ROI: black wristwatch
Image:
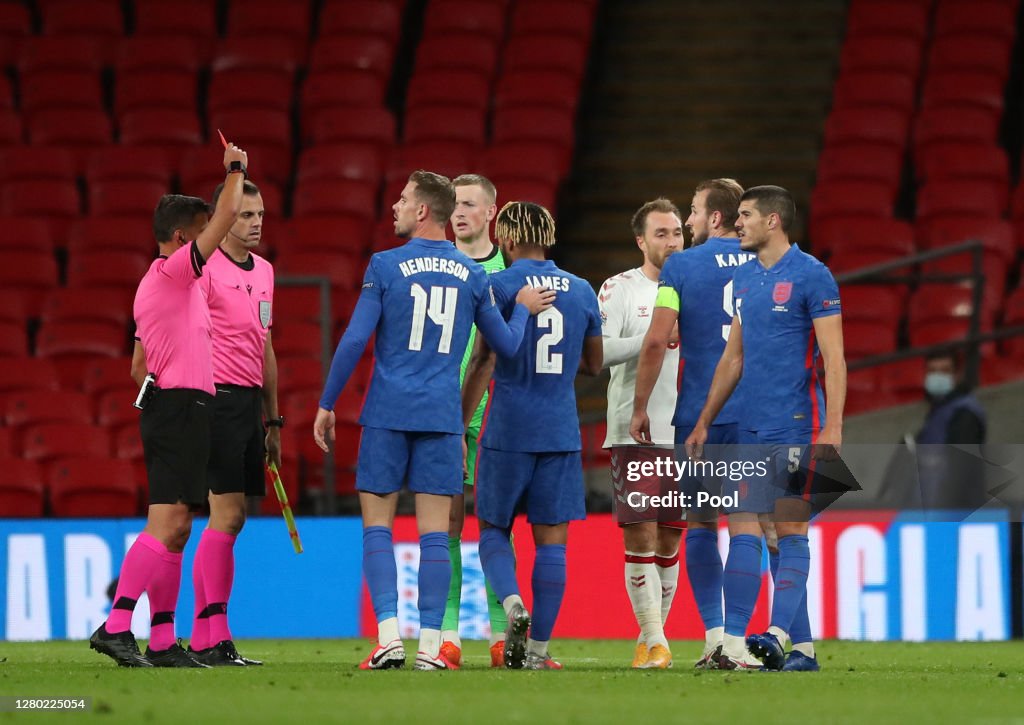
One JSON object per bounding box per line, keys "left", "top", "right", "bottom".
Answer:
{"left": 264, "top": 416, "right": 285, "bottom": 428}
{"left": 227, "top": 160, "right": 248, "bottom": 179}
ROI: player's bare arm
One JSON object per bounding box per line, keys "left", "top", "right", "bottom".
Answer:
{"left": 578, "top": 335, "right": 603, "bottom": 377}
{"left": 130, "top": 340, "right": 148, "bottom": 388}
{"left": 194, "top": 144, "right": 248, "bottom": 260}
{"left": 685, "top": 317, "right": 744, "bottom": 459}
{"left": 811, "top": 313, "right": 846, "bottom": 460}
{"left": 629, "top": 307, "right": 678, "bottom": 444}
{"left": 262, "top": 330, "right": 282, "bottom": 469}
{"left": 462, "top": 334, "right": 495, "bottom": 427}
{"left": 515, "top": 285, "right": 557, "bottom": 314}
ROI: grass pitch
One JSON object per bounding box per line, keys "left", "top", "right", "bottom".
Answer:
{"left": 1, "top": 639, "right": 1022, "bottom": 724}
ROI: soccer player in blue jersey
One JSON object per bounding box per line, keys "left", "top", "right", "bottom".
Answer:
{"left": 631, "top": 179, "right": 773, "bottom": 670}
{"left": 462, "top": 202, "right": 604, "bottom": 670}
{"left": 313, "top": 172, "right": 554, "bottom": 671}
{"left": 685, "top": 185, "right": 846, "bottom": 672}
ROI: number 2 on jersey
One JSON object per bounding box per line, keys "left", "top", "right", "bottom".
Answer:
{"left": 535, "top": 307, "right": 563, "bottom": 374}
{"left": 408, "top": 283, "right": 458, "bottom": 353}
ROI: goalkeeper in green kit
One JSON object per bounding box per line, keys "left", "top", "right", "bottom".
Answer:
{"left": 441, "top": 174, "right": 508, "bottom": 667}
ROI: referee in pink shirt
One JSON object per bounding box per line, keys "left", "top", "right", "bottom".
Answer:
{"left": 188, "top": 179, "right": 278, "bottom": 666}
{"left": 90, "top": 144, "right": 249, "bottom": 668}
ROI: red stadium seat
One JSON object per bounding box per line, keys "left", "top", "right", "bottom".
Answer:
{"left": 49, "top": 459, "right": 138, "bottom": 517}
{"left": 0, "top": 459, "right": 45, "bottom": 517}
{"left": 114, "top": 424, "right": 143, "bottom": 462}
{"left": 42, "top": 0, "right": 123, "bottom": 40}
{"left": 274, "top": 285, "right": 331, "bottom": 325}
{"left": 875, "top": 357, "right": 924, "bottom": 402}
{"left": 80, "top": 357, "right": 134, "bottom": 395}
{"left": 494, "top": 70, "right": 582, "bottom": 113}
{"left": 918, "top": 218, "right": 1015, "bottom": 262}
{"left": 35, "top": 321, "right": 128, "bottom": 358}
{"left": 213, "top": 36, "right": 305, "bottom": 74}
{"left": 226, "top": 0, "right": 311, "bottom": 40}
{"left": 479, "top": 142, "right": 568, "bottom": 184}
{"left": 406, "top": 69, "right": 491, "bottom": 113}
{"left": 927, "top": 35, "right": 1013, "bottom": 78}
{"left": 295, "top": 144, "right": 382, "bottom": 186}
{"left": 41, "top": 288, "right": 132, "bottom": 328}
{"left": 309, "top": 35, "right": 395, "bottom": 79}
{"left": 5, "top": 390, "right": 93, "bottom": 428}
{"left": 832, "top": 71, "right": 916, "bottom": 113}
{"left": 0, "top": 110, "right": 22, "bottom": 146}
{"left": 0, "top": 77, "right": 9, "bottom": 110}
{"left": 828, "top": 247, "right": 911, "bottom": 275}
{"left": 0, "top": 3, "right": 30, "bottom": 67}
{"left": 115, "top": 71, "right": 198, "bottom": 115}
{"left": 292, "top": 179, "right": 379, "bottom": 219}
{"left": 0, "top": 180, "right": 80, "bottom": 218}
{"left": 89, "top": 181, "right": 170, "bottom": 217}
{"left": 916, "top": 180, "right": 1007, "bottom": 221}
{"left": 270, "top": 320, "right": 326, "bottom": 358}
{"left": 118, "top": 110, "right": 204, "bottom": 147}
{"left": 812, "top": 218, "right": 915, "bottom": 258}
{"left": 18, "top": 37, "right": 104, "bottom": 73}
{"left": 22, "top": 421, "right": 111, "bottom": 460}
{"left": 0, "top": 323, "right": 28, "bottom": 356}
{"left": 96, "top": 389, "right": 139, "bottom": 429}
{"left": 504, "top": 35, "right": 588, "bottom": 77}
{"left": 21, "top": 71, "right": 103, "bottom": 114}
{"left": 913, "top": 108, "right": 1000, "bottom": 156}
{"left": 305, "top": 106, "right": 396, "bottom": 150}
{"left": 208, "top": 69, "right": 295, "bottom": 114}
{"left": 135, "top": 0, "right": 216, "bottom": 40}
{"left": 319, "top": 0, "right": 402, "bottom": 45}
{"left": 85, "top": 147, "right": 174, "bottom": 186}
{"left": 843, "top": 318, "right": 898, "bottom": 359}
{"left": 114, "top": 36, "right": 203, "bottom": 74}
{"left": 276, "top": 251, "right": 362, "bottom": 291}
{"left": 0, "top": 358, "right": 59, "bottom": 396}
{"left": 846, "top": 1, "right": 929, "bottom": 40}
{"left": 283, "top": 216, "right": 373, "bottom": 256}
{"left": 839, "top": 285, "right": 904, "bottom": 323}
{"left": 0, "top": 289, "right": 32, "bottom": 325}
{"left": 301, "top": 70, "right": 387, "bottom": 114}
{"left": 921, "top": 253, "right": 1007, "bottom": 313}
{"left": 0, "top": 147, "right": 77, "bottom": 183}
{"left": 424, "top": 0, "right": 505, "bottom": 40}
{"left": 823, "top": 108, "right": 910, "bottom": 150}
{"left": 487, "top": 179, "right": 557, "bottom": 212}
{"left": 403, "top": 106, "right": 486, "bottom": 147}
{"left": 934, "top": 1, "right": 1017, "bottom": 39}
{"left": 908, "top": 283, "right": 987, "bottom": 328}
{"left": 839, "top": 35, "right": 923, "bottom": 77}
{"left": 811, "top": 181, "right": 895, "bottom": 222}
{"left": 66, "top": 251, "right": 150, "bottom": 290}
{"left": 278, "top": 357, "right": 325, "bottom": 397}
{"left": 492, "top": 107, "right": 576, "bottom": 147}
{"left": 512, "top": 1, "right": 595, "bottom": 41}
{"left": 68, "top": 217, "right": 154, "bottom": 254}
{"left": 816, "top": 144, "right": 904, "bottom": 190}
{"left": 921, "top": 72, "right": 1006, "bottom": 113}
{"left": 0, "top": 217, "right": 53, "bottom": 253}
{"left": 415, "top": 33, "right": 498, "bottom": 77}
{"left": 211, "top": 108, "right": 292, "bottom": 153}
{"left": 917, "top": 143, "right": 1009, "bottom": 186}
{"left": 385, "top": 141, "right": 475, "bottom": 184}
{"left": 0, "top": 250, "right": 59, "bottom": 293}
{"left": 28, "top": 109, "right": 113, "bottom": 147}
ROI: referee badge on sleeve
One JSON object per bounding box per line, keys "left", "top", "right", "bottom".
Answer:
{"left": 259, "top": 300, "right": 272, "bottom": 329}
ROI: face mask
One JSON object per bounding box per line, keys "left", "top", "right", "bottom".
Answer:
{"left": 924, "top": 372, "right": 955, "bottom": 398}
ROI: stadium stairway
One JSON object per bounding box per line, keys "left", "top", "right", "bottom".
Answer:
{"left": 560, "top": 0, "right": 847, "bottom": 283}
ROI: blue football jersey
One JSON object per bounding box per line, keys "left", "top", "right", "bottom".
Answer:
{"left": 732, "top": 244, "right": 842, "bottom": 431}
{"left": 481, "top": 258, "right": 602, "bottom": 453}
{"left": 357, "top": 237, "right": 495, "bottom": 433}
{"left": 657, "top": 237, "right": 756, "bottom": 427}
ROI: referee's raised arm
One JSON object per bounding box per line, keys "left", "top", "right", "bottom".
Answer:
{"left": 194, "top": 143, "right": 249, "bottom": 260}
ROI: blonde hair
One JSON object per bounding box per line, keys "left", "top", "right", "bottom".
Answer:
{"left": 495, "top": 201, "right": 556, "bottom": 248}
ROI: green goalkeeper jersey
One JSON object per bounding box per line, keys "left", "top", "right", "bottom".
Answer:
{"left": 459, "top": 244, "right": 506, "bottom": 432}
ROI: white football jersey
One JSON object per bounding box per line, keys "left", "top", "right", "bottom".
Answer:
{"left": 599, "top": 267, "right": 679, "bottom": 446}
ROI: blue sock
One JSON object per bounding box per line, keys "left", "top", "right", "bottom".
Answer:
{"left": 685, "top": 528, "right": 724, "bottom": 630}
{"left": 530, "top": 544, "right": 566, "bottom": 642}
{"left": 362, "top": 526, "right": 397, "bottom": 621}
{"left": 478, "top": 527, "right": 519, "bottom": 602}
{"left": 769, "top": 546, "right": 811, "bottom": 644}
{"left": 770, "top": 535, "right": 810, "bottom": 635}
{"left": 769, "top": 548, "right": 779, "bottom": 580}
{"left": 723, "top": 534, "right": 762, "bottom": 637}
{"left": 417, "top": 532, "right": 450, "bottom": 630}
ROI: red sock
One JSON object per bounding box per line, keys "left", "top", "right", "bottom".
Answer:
{"left": 106, "top": 533, "right": 163, "bottom": 634}
{"left": 146, "top": 540, "right": 184, "bottom": 652}
{"left": 191, "top": 545, "right": 209, "bottom": 650}
{"left": 198, "top": 529, "right": 237, "bottom": 645}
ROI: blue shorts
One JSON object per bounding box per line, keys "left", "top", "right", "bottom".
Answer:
{"left": 355, "top": 427, "right": 463, "bottom": 496}
{"left": 674, "top": 423, "right": 739, "bottom": 516}
{"left": 724, "top": 428, "right": 817, "bottom": 513}
{"left": 476, "top": 447, "right": 586, "bottom": 528}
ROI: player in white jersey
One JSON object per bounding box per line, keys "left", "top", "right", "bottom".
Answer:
{"left": 599, "top": 198, "right": 683, "bottom": 669}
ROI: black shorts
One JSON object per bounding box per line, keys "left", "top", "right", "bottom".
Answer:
{"left": 140, "top": 388, "right": 213, "bottom": 507}
{"left": 207, "top": 384, "right": 266, "bottom": 497}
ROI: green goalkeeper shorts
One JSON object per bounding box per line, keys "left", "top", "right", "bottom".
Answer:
{"left": 465, "top": 427, "right": 482, "bottom": 487}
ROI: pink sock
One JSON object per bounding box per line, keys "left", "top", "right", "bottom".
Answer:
{"left": 198, "top": 529, "right": 237, "bottom": 645}
{"left": 145, "top": 540, "right": 184, "bottom": 652}
{"left": 106, "top": 533, "right": 164, "bottom": 634}
{"left": 191, "top": 546, "right": 210, "bottom": 651}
